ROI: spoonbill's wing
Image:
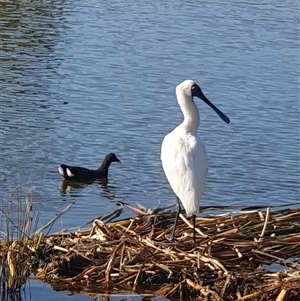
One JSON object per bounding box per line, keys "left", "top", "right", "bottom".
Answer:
{"left": 161, "top": 131, "right": 208, "bottom": 215}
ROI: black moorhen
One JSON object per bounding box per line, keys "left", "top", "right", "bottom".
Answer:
{"left": 58, "top": 153, "right": 121, "bottom": 182}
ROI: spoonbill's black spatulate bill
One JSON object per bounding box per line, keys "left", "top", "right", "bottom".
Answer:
{"left": 161, "top": 80, "right": 230, "bottom": 242}
{"left": 58, "top": 153, "right": 121, "bottom": 182}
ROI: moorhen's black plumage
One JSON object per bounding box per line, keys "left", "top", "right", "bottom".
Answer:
{"left": 58, "top": 153, "right": 121, "bottom": 182}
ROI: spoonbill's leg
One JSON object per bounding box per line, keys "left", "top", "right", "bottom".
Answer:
{"left": 192, "top": 215, "right": 196, "bottom": 243}
{"left": 169, "top": 196, "right": 181, "bottom": 242}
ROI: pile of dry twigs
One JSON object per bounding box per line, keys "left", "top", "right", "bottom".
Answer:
{"left": 1, "top": 202, "right": 300, "bottom": 301}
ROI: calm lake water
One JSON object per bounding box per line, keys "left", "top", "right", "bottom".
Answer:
{"left": 1, "top": 0, "right": 299, "bottom": 300}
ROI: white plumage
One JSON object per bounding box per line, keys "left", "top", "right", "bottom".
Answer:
{"left": 161, "top": 122, "right": 208, "bottom": 216}
{"left": 161, "top": 80, "right": 230, "bottom": 242}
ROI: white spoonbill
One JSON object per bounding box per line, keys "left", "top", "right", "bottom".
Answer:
{"left": 161, "top": 80, "right": 230, "bottom": 242}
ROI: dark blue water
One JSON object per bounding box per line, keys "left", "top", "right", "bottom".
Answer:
{"left": 1, "top": 0, "right": 299, "bottom": 300}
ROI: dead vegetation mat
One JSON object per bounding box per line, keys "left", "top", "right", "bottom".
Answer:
{"left": 2, "top": 205, "right": 300, "bottom": 301}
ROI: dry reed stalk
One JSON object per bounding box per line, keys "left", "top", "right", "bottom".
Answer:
{"left": 276, "top": 289, "right": 288, "bottom": 301}
{"left": 1, "top": 201, "right": 300, "bottom": 300}
{"left": 186, "top": 278, "right": 223, "bottom": 301}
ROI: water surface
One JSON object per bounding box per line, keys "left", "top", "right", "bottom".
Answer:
{"left": 0, "top": 0, "right": 299, "bottom": 300}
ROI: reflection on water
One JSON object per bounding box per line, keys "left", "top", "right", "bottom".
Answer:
{"left": 59, "top": 179, "right": 115, "bottom": 201}
{"left": 1, "top": 278, "right": 149, "bottom": 301}
{"left": 0, "top": 1, "right": 64, "bottom": 98}
{"left": 0, "top": 291, "right": 22, "bottom": 301}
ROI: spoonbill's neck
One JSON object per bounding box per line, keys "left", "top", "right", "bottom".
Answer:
{"left": 177, "top": 94, "right": 200, "bottom": 133}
